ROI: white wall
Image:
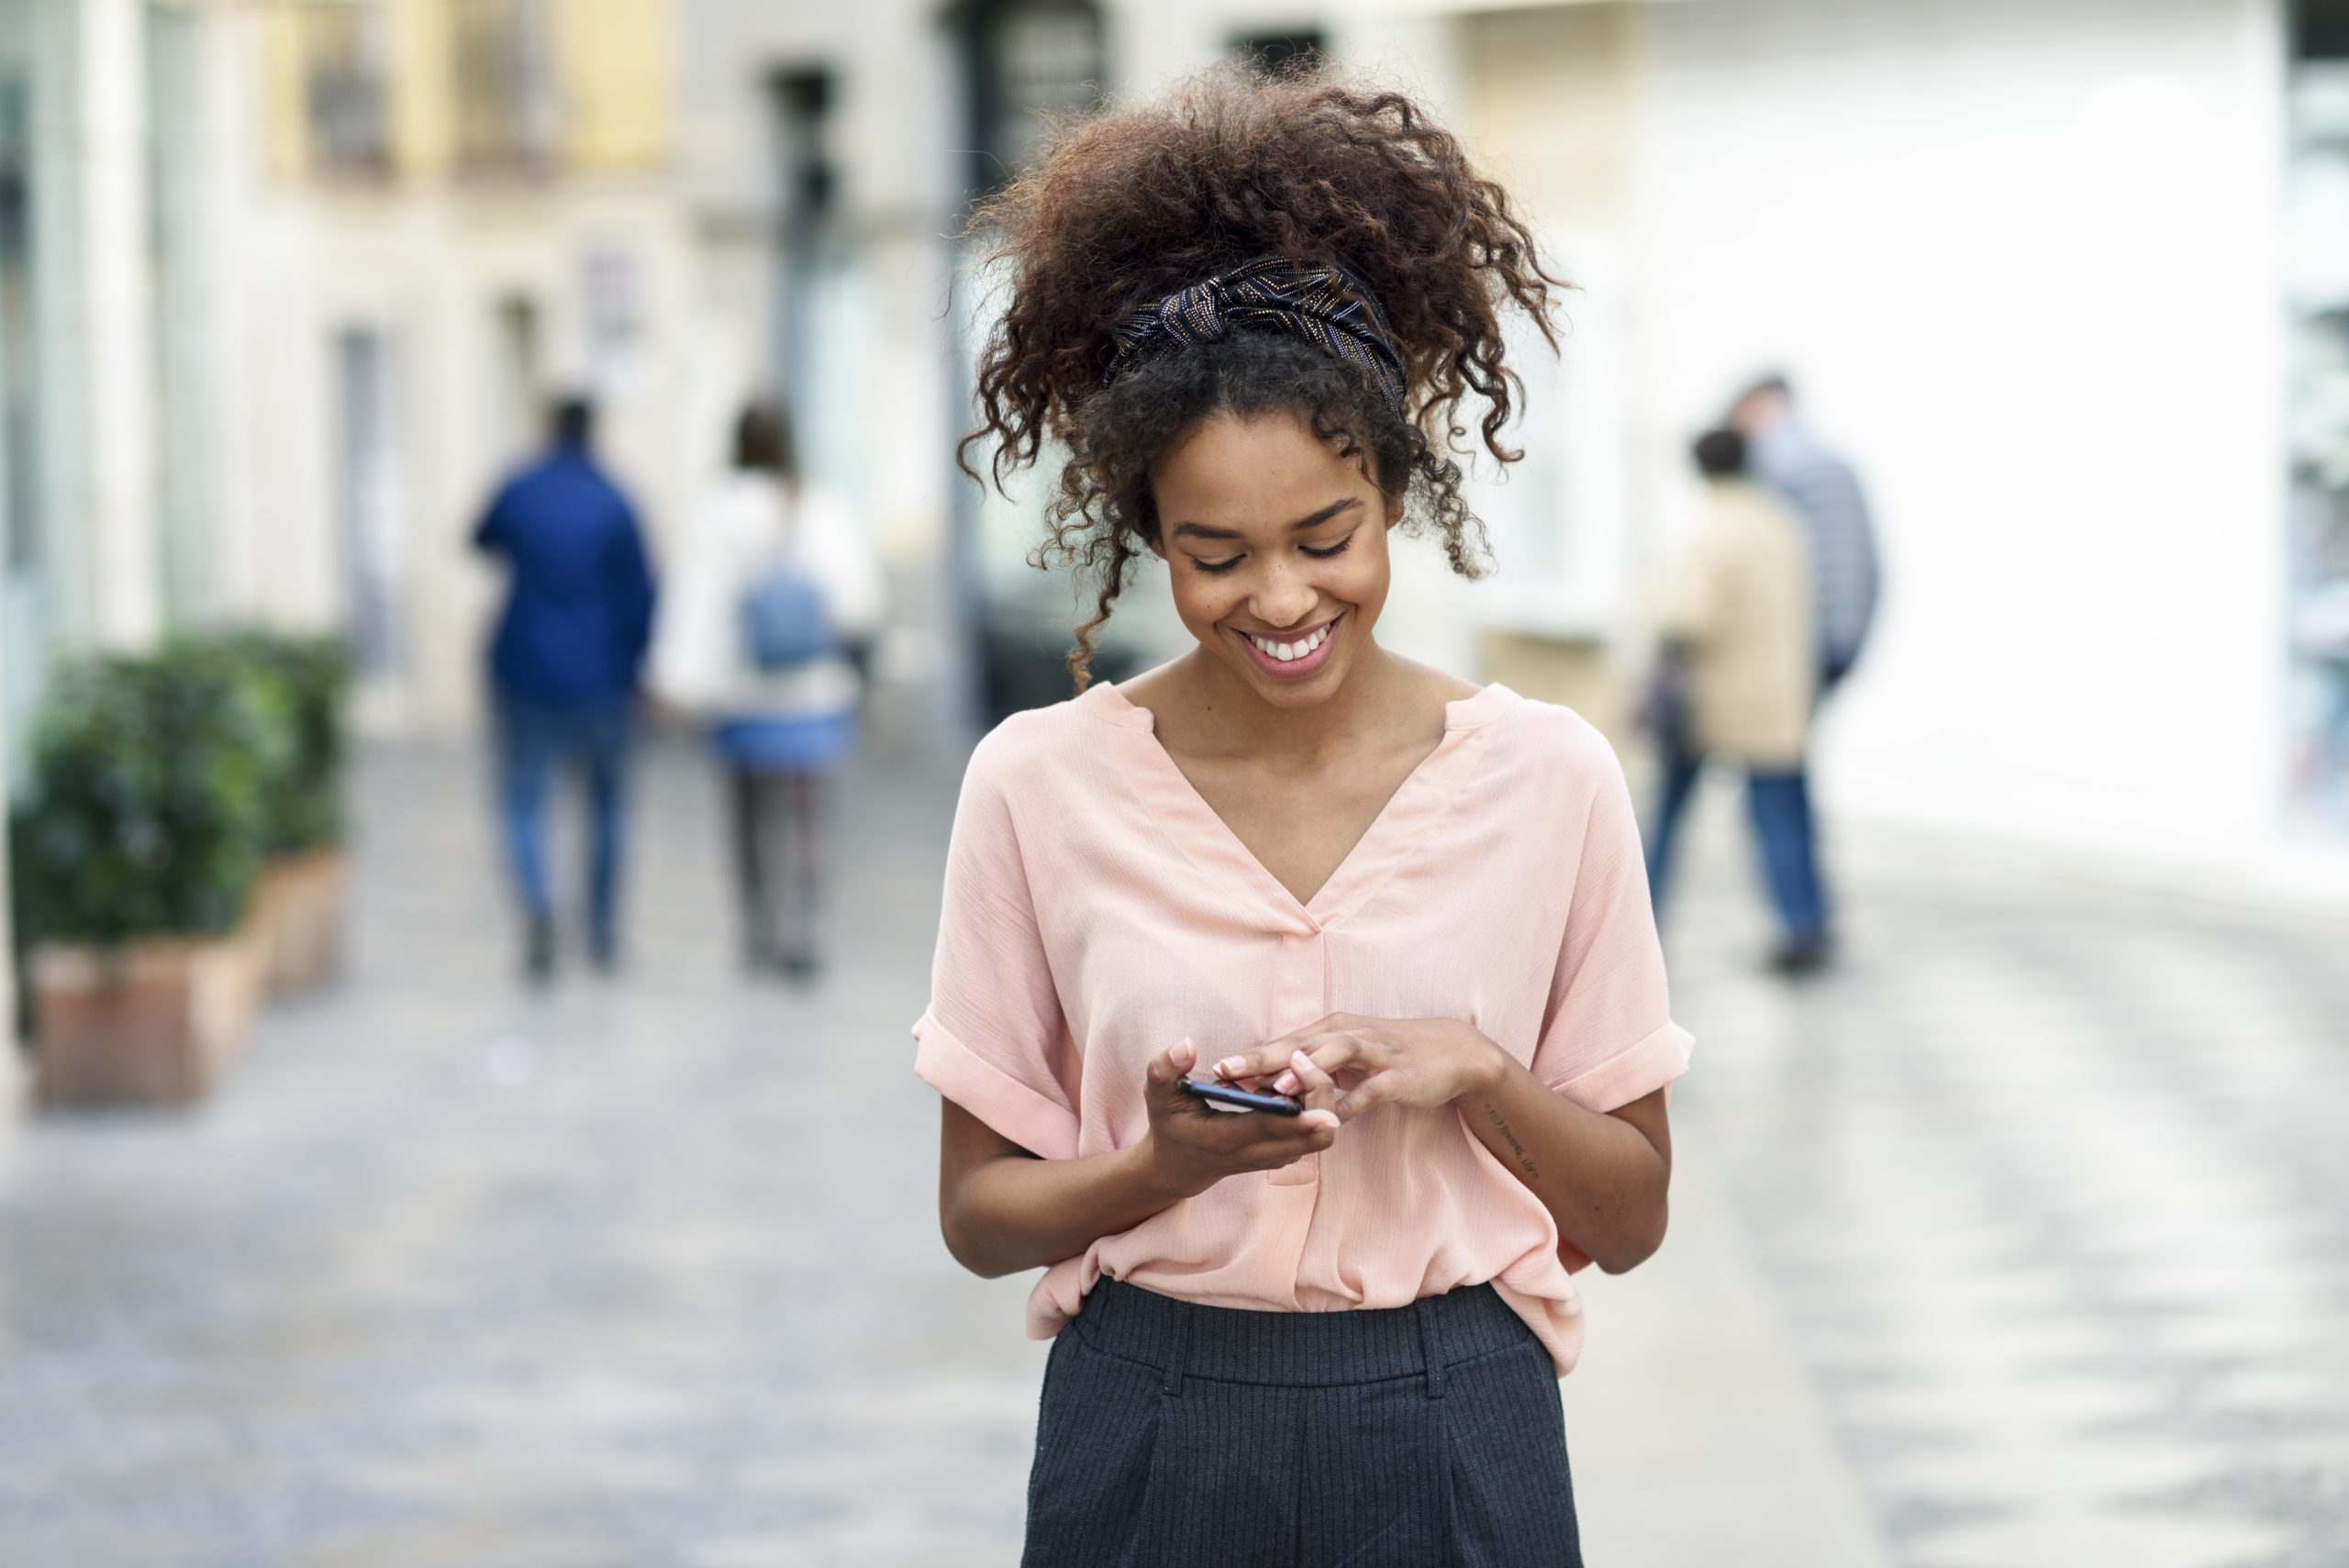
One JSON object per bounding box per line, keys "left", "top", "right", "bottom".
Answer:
{"left": 77, "top": 0, "right": 161, "bottom": 651}
{"left": 670, "top": 0, "right": 1460, "bottom": 698}
{"left": 1630, "top": 0, "right": 2297, "bottom": 881}
{"left": 218, "top": 173, "right": 705, "bottom": 733}
{"left": 674, "top": 2, "right": 959, "bottom": 528}
{"left": 666, "top": 0, "right": 2321, "bottom": 892}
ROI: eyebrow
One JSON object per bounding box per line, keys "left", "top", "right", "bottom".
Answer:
{"left": 1169, "top": 497, "right": 1363, "bottom": 542}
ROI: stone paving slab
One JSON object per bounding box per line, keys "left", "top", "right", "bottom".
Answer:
{"left": 1, "top": 744, "right": 2344, "bottom": 1566}
{"left": 0, "top": 740, "right": 1046, "bottom": 1566}
{"left": 1659, "top": 773, "right": 2349, "bottom": 1568}
{"left": 1564, "top": 1142, "right": 1891, "bottom": 1567}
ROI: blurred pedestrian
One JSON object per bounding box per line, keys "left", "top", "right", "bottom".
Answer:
{"left": 650, "top": 404, "right": 882, "bottom": 981}
{"left": 1641, "top": 428, "right": 1827, "bottom": 973}
{"left": 924, "top": 69, "right": 1686, "bottom": 1567}
{"left": 1730, "top": 374, "right": 1880, "bottom": 693}
{"left": 473, "top": 396, "right": 657, "bottom": 983}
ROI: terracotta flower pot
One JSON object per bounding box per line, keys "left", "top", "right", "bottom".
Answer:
{"left": 29, "top": 924, "right": 267, "bottom": 1107}
{"left": 252, "top": 847, "right": 347, "bottom": 993}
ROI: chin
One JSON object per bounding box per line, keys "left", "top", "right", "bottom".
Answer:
{"left": 1247, "top": 666, "right": 1348, "bottom": 708}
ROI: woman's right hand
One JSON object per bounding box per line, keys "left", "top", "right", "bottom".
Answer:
{"left": 937, "top": 1041, "right": 1339, "bottom": 1279}
{"left": 1139, "top": 1040, "right": 1340, "bottom": 1198}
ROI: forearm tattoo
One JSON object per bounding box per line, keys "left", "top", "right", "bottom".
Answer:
{"left": 1481, "top": 1101, "right": 1538, "bottom": 1180}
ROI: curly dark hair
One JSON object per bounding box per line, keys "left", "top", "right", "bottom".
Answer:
{"left": 962, "top": 66, "right": 1564, "bottom": 685}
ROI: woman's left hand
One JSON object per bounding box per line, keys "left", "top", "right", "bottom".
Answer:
{"left": 1209, "top": 1014, "right": 1508, "bottom": 1124}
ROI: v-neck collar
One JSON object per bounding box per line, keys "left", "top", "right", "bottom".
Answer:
{"left": 1081, "top": 679, "right": 1519, "bottom": 933}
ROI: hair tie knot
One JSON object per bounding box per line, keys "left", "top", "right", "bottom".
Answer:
{"left": 1108, "top": 255, "right": 1408, "bottom": 415}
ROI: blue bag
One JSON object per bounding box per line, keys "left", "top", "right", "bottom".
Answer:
{"left": 740, "top": 562, "right": 834, "bottom": 671}
{"left": 713, "top": 712, "right": 856, "bottom": 773}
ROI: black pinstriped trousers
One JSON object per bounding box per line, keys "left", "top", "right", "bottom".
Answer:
{"left": 1020, "top": 1279, "right": 1583, "bottom": 1568}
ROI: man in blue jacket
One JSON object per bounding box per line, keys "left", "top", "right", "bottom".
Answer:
{"left": 474, "top": 397, "right": 657, "bottom": 981}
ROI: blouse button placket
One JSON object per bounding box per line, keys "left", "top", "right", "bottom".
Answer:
{"left": 1265, "top": 922, "right": 1328, "bottom": 1188}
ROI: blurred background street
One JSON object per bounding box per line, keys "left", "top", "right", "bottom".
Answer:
{"left": 6, "top": 0, "right": 2349, "bottom": 1562}
{"left": 1, "top": 740, "right": 2344, "bottom": 1566}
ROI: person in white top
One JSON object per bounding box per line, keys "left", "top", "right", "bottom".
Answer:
{"left": 650, "top": 405, "right": 884, "bottom": 978}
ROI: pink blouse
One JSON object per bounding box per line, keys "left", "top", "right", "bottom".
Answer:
{"left": 914, "top": 681, "right": 1692, "bottom": 1374}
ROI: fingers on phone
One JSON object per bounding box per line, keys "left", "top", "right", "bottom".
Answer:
{"left": 1284, "top": 1051, "right": 1338, "bottom": 1113}
{"left": 1215, "top": 1040, "right": 1310, "bottom": 1084}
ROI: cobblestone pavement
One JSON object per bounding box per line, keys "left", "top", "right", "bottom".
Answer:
{"left": 1658, "top": 780, "right": 2349, "bottom": 1568}
{"left": 0, "top": 742, "right": 2343, "bottom": 1567}
{"left": 0, "top": 739, "right": 1045, "bottom": 1567}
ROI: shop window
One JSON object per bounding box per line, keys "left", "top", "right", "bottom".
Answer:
{"left": 2288, "top": 5, "right": 2349, "bottom": 825}
{"left": 2299, "top": 0, "right": 2349, "bottom": 61}
{"left": 1230, "top": 30, "right": 1322, "bottom": 77}
{"left": 337, "top": 328, "right": 403, "bottom": 679}
{"left": 0, "top": 74, "right": 36, "bottom": 574}
{"left": 301, "top": 1, "right": 390, "bottom": 177}
{"left": 453, "top": 0, "right": 560, "bottom": 175}
{"left": 952, "top": 0, "right": 1102, "bottom": 200}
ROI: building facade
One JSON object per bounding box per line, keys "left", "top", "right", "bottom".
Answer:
{"left": 674, "top": 0, "right": 2343, "bottom": 898}
{"left": 2, "top": 0, "right": 2340, "bottom": 902}
{"left": 0, "top": 0, "right": 701, "bottom": 750}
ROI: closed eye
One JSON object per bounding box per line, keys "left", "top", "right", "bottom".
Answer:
{"left": 1190, "top": 555, "right": 1243, "bottom": 574}
{"left": 1301, "top": 533, "right": 1354, "bottom": 561}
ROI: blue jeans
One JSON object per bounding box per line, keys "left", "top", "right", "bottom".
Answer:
{"left": 495, "top": 694, "right": 634, "bottom": 955}
{"left": 1645, "top": 741, "right": 1827, "bottom": 946}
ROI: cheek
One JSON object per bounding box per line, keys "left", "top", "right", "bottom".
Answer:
{"left": 1166, "top": 565, "right": 1241, "bottom": 633}
{"left": 1332, "top": 528, "right": 1395, "bottom": 612}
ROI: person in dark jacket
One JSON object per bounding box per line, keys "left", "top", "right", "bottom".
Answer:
{"left": 473, "top": 396, "right": 657, "bottom": 981}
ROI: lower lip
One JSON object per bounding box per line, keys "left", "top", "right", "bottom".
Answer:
{"left": 1237, "top": 617, "right": 1341, "bottom": 680}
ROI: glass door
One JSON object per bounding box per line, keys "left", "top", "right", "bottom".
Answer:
{"left": 0, "top": 68, "right": 46, "bottom": 784}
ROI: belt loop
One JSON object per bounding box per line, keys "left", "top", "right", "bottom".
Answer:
{"left": 1163, "top": 1301, "right": 1195, "bottom": 1399}
{"left": 1415, "top": 1297, "right": 1446, "bottom": 1401}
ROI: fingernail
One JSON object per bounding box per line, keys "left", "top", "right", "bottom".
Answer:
{"left": 1215, "top": 1056, "right": 1248, "bottom": 1078}
{"left": 1274, "top": 1073, "right": 1299, "bottom": 1095}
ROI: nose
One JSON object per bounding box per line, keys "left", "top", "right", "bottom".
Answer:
{"left": 1249, "top": 560, "right": 1319, "bottom": 630}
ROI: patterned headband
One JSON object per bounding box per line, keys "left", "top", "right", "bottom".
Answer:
{"left": 1104, "top": 254, "right": 1408, "bottom": 416}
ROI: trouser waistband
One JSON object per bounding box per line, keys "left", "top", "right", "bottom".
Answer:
{"left": 1072, "top": 1278, "right": 1530, "bottom": 1396}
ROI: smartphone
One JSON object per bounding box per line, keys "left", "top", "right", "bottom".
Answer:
{"left": 1179, "top": 1078, "right": 1303, "bottom": 1116}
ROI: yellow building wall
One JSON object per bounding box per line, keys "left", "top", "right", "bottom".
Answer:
{"left": 254, "top": 6, "right": 307, "bottom": 182}
{"left": 1458, "top": 4, "right": 1642, "bottom": 224}
{"left": 389, "top": 0, "right": 456, "bottom": 177}
{"left": 259, "top": 0, "right": 669, "bottom": 183}
{"left": 553, "top": 0, "right": 671, "bottom": 173}
{"left": 1458, "top": 5, "right": 1649, "bottom": 747}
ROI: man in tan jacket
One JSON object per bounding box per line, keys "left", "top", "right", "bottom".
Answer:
{"left": 1642, "top": 428, "right": 1829, "bottom": 973}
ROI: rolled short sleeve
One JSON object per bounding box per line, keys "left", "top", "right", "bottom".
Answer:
{"left": 1528, "top": 736, "right": 1694, "bottom": 1112}
{"left": 913, "top": 726, "right": 1083, "bottom": 1161}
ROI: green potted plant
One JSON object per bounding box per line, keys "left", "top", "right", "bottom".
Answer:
{"left": 7, "top": 642, "right": 289, "bottom": 1105}
{"left": 228, "top": 632, "right": 352, "bottom": 991}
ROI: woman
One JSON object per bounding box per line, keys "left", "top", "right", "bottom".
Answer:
{"left": 919, "top": 70, "right": 1692, "bottom": 1566}
{"left": 651, "top": 404, "right": 882, "bottom": 979}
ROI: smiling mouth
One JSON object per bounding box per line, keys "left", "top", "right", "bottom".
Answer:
{"left": 1236, "top": 615, "right": 1341, "bottom": 676}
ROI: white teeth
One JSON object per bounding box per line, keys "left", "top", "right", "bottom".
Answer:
{"left": 1251, "top": 623, "right": 1332, "bottom": 662}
